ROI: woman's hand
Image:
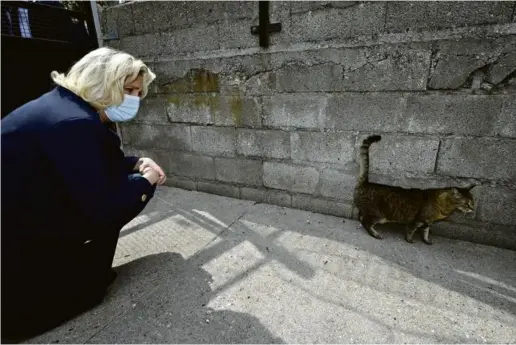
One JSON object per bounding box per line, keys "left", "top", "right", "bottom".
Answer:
{"left": 141, "top": 166, "right": 161, "bottom": 185}
{"left": 137, "top": 157, "right": 166, "bottom": 185}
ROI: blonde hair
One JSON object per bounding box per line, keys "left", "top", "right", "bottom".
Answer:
{"left": 51, "top": 47, "right": 156, "bottom": 109}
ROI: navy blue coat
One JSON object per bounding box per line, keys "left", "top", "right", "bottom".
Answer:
{"left": 1, "top": 86, "right": 156, "bottom": 262}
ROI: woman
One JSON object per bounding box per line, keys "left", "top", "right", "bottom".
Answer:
{"left": 1, "top": 47, "right": 166, "bottom": 341}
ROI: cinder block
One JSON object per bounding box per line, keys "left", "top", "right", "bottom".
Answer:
{"left": 237, "top": 129, "right": 290, "bottom": 159}
{"left": 132, "top": 1, "right": 190, "bottom": 34}
{"left": 432, "top": 220, "right": 516, "bottom": 251}
{"left": 360, "top": 134, "right": 440, "bottom": 175}
{"left": 166, "top": 94, "right": 261, "bottom": 127}
{"left": 240, "top": 188, "right": 292, "bottom": 207}
{"left": 290, "top": 2, "right": 385, "bottom": 42}
{"left": 191, "top": 126, "right": 237, "bottom": 157}
{"left": 219, "top": 20, "right": 258, "bottom": 50}
{"left": 263, "top": 162, "right": 319, "bottom": 194}
{"left": 289, "top": 1, "right": 359, "bottom": 14}
{"left": 161, "top": 25, "right": 220, "bottom": 54}
{"left": 325, "top": 93, "right": 404, "bottom": 132}
{"left": 212, "top": 95, "right": 262, "bottom": 128}
{"left": 101, "top": 3, "right": 135, "bottom": 37}
{"left": 496, "top": 96, "right": 516, "bottom": 138}
{"left": 340, "top": 47, "right": 431, "bottom": 91}
{"left": 164, "top": 175, "right": 197, "bottom": 191}
{"left": 275, "top": 64, "right": 342, "bottom": 92}
{"left": 262, "top": 94, "right": 328, "bottom": 129}
{"left": 166, "top": 94, "right": 216, "bottom": 125}
{"left": 385, "top": 2, "right": 514, "bottom": 33}
{"left": 197, "top": 181, "right": 240, "bottom": 199}
{"left": 120, "top": 124, "right": 191, "bottom": 151}
{"left": 428, "top": 36, "right": 515, "bottom": 89}
{"left": 292, "top": 195, "right": 353, "bottom": 218}
{"left": 401, "top": 94, "right": 503, "bottom": 136}
{"left": 291, "top": 132, "right": 355, "bottom": 164}
{"left": 475, "top": 186, "right": 516, "bottom": 226}
{"left": 168, "top": 152, "right": 215, "bottom": 180}
{"left": 118, "top": 33, "right": 163, "bottom": 59}
{"left": 318, "top": 169, "right": 357, "bottom": 201}
{"left": 134, "top": 97, "right": 169, "bottom": 125}
{"left": 215, "top": 158, "right": 263, "bottom": 187}
{"left": 437, "top": 138, "right": 516, "bottom": 181}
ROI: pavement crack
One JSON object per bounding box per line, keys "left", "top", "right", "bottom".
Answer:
{"left": 191, "top": 201, "right": 257, "bottom": 258}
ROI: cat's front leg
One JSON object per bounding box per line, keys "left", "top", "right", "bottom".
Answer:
{"left": 422, "top": 225, "right": 432, "bottom": 245}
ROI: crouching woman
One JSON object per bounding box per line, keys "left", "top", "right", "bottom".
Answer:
{"left": 1, "top": 47, "right": 166, "bottom": 341}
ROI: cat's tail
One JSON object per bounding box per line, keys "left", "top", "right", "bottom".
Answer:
{"left": 357, "top": 135, "right": 381, "bottom": 185}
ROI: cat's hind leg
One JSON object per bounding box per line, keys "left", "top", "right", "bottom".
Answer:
{"left": 362, "top": 215, "right": 382, "bottom": 240}
{"left": 405, "top": 222, "right": 424, "bottom": 244}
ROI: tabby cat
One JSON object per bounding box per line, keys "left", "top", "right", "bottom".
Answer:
{"left": 353, "top": 135, "right": 475, "bottom": 244}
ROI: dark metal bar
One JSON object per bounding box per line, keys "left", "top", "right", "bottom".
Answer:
{"left": 258, "top": 1, "right": 269, "bottom": 48}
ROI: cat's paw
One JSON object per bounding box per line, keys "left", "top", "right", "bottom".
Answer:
{"left": 405, "top": 238, "right": 414, "bottom": 244}
{"left": 371, "top": 233, "right": 383, "bottom": 240}
{"left": 423, "top": 238, "right": 433, "bottom": 245}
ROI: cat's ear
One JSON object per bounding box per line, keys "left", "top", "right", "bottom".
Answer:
{"left": 467, "top": 184, "right": 476, "bottom": 191}
{"left": 451, "top": 188, "right": 462, "bottom": 198}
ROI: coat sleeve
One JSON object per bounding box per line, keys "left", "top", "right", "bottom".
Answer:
{"left": 124, "top": 155, "right": 140, "bottom": 172}
{"left": 40, "top": 117, "right": 156, "bottom": 233}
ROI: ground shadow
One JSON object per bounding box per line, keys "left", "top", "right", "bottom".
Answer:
{"left": 91, "top": 252, "right": 284, "bottom": 343}
{"left": 243, "top": 206, "right": 516, "bottom": 318}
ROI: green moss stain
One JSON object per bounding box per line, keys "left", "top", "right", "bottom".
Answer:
{"left": 230, "top": 92, "right": 243, "bottom": 127}
{"left": 193, "top": 69, "right": 219, "bottom": 92}
{"left": 160, "top": 69, "right": 219, "bottom": 94}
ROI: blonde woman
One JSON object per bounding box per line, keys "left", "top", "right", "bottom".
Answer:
{"left": 1, "top": 47, "right": 166, "bottom": 341}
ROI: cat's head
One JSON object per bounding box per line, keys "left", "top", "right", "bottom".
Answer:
{"left": 450, "top": 185, "right": 476, "bottom": 213}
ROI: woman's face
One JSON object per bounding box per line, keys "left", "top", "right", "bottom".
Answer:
{"left": 124, "top": 74, "right": 144, "bottom": 97}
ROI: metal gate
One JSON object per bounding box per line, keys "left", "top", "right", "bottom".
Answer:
{"left": 1, "top": 1, "right": 99, "bottom": 117}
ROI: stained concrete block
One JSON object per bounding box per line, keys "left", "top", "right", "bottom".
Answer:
{"left": 240, "top": 188, "right": 292, "bottom": 207}
{"left": 475, "top": 186, "right": 516, "bottom": 226}
{"left": 166, "top": 93, "right": 261, "bottom": 127}
{"left": 275, "top": 64, "right": 342, "bottom": 92}
{"left": 197, "top": 181, "right": 240, "bottom": 199}
{"left": 496, "top": 96, "right": 516, "bottom": 138}
{"left": 263, "top": 162, "right": 320, "bottom": 194}
{"left": 318, "top": 169, "right": 357, "bottom": 201}
{"left": 133, "top": 97, "right": 169, "bottom": 125}
{"left": 191, "top": 126, "right": 237, "bottom": 157}
{"left": 168, "top": 152, "right": 215, "bottom": 180}
{"left": 361, "top": 134, "right": 440, "bottom": 175}
{"left": 120, "top": 123, "right": 192, "bottom": 151}
{"left": 292, "top": 194, "right": 353, "bottom": 218}
{"left": 385, "top": 1, "right": 514, "bottom": 33}
{"left": 167, "top": 94, "right": 216, "bottom": 125}
{"left": 212, "top": 96, "right": 262, "bottom": 128}
{"left": 437, "top": 138, "right": 516, "bottom": 181}
{"left": 325, "top": 93, "right": 405, "bottom": 132}
{"left": 401, "top": 94, "right": 503, "bottom": 136}
{"left": 340, "top": 48, "right": 431, "bottom": 91}
{"left": 237, "top": 129, "right": 290, "bottom": 159}
{"left": 428, "top": 37, "right": 515, "bottom": 89}
{"left": 215, "top": 158, "right": 263, "bottom": 187}
{"left": 290, "top": 2, "right": 385, "bottom": 42}
{"left": 487, "top": 38, "right": 516, "bottom": 84}
{"left": 290, "top": 132, "right": 355, "bottom": 164}
{"left": 262, "top": 94, "right": 328, "bottom": 129}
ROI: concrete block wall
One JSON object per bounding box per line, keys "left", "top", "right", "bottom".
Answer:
{"left": 101, "top": 1, "right": 516, "bottom": 249}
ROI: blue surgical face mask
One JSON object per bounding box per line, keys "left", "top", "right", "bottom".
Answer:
{"left": 104, "top": 94, "right": 140, "bottom": 122}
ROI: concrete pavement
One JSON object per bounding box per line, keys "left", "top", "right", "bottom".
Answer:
{"left": 28, "top": 186, "right": 516, "bottom": 343}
